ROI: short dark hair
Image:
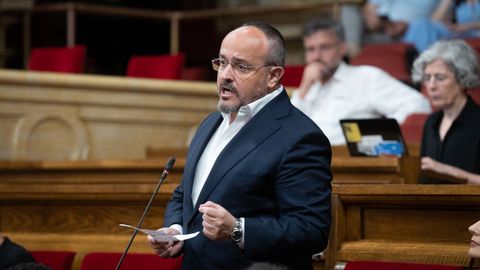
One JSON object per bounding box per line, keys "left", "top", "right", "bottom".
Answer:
{"left": 302, "top": 18, "right": 344, "bottom": 41}
{"left": 242, "top": 21, "right": 286, "bottom": 67}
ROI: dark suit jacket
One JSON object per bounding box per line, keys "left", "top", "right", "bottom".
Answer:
{"left": 164, "top": 90, "right": 332, "bottom": 270}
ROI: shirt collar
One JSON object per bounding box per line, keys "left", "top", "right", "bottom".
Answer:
{"left": 221, "top": 85, "right": 284, "bottom": 122}
{"left": 331, "top": 62, "right": 348, "bottom": 82}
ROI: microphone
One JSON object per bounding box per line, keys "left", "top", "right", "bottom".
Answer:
{"left": 115, "top": 156, "right": 176, "bottom": 270}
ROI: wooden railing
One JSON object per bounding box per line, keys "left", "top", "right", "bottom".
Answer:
{"left": 0, "top": 159, "right": 180, "bottom": 254}
{"left": 328, "top": 184, "right": 480, "bottom": 269}
{"left": 0, "top": 69, "right": 217, "bottom": 160}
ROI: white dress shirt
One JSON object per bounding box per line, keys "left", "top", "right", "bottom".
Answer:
{"left": 291, "top": 62, "right": 431, "bottom": 145}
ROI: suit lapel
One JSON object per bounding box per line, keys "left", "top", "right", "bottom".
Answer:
{"left": 187, "top": 90, "right": 291, "bottom": 224}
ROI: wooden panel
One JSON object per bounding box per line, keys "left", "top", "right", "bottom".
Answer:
{"left": 0, "top": 69, "right": 217, "bottom": 160}
{"left": 363, "top": 208, "right": 473, "bottom": 242}
{"left": 0, "top": 160, "right": 182, "bottom": 253}
{"left": 328, "top": 184, "right": 480, "bottom": 269}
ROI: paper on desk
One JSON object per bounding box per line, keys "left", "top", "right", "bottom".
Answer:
{"left": 119, "top": 224, "right": 199, "bottom": 242}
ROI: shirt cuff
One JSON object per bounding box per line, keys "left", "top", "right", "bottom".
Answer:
{"left": 169, "top": 224, "right": 183, "bottom": 235}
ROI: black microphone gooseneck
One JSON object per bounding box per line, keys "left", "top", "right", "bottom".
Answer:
{"left": 115, "top": 156, "right": 176, "bottom": 270}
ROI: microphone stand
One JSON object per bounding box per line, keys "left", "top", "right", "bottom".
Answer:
{"left": 115, "top": 157, "right": 176, "bottom": 270}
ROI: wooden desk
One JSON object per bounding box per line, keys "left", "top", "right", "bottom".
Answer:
{"left": 0, "top": 159, "right": 183, "bottom": 253}
{"left": 328, "top": 184, "right": 480, "bottom": 269}
{"left": 146, "top": 146, "right": 421, "bottom": 184}
{"left": 332, "top": 156, "right": 420, "bottom": 184}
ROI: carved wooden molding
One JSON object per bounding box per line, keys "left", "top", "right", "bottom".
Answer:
{"left": 13, "top": 112, "right": 89, "bottom": 160}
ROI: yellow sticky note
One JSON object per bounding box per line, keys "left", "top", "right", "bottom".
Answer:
{"left": 342, "top": 122, "right": 362, "bottom": 142}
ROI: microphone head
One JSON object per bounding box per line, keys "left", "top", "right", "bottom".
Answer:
{"left": 165, "top": 156, "right": 176, "bottom": 171}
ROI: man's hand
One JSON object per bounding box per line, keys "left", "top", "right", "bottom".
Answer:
{"left": 198, "top": 201, "right": 236, "bottom": 241}
{"left": 148, "top": 227, "right": 183, "bottom": 257}
{"left": 297, "top": 62, "right": 325, "bottom": 99}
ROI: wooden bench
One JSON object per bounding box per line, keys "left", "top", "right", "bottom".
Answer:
{"left": 0, "top": 69, "right": 218, "bottom": 161}
{"left": 327, "top": 184, "right": 480, "bottom": 269}
{"left": 0, "top": 160, "right": 182, "bottom": 254}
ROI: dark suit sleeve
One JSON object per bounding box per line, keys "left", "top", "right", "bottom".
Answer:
{"left": 163, "top": 179, "right": 184, "bottom": 228}
{"left": 244, "top": 131, "right": 332, "bottom": 258}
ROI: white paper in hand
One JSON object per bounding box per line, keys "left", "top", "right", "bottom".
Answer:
{"left": 119, "top": 224, "right": 199, "bottom": 242}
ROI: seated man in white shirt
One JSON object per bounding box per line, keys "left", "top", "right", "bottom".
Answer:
{"left": 291, "top": 18, "right": 431, "bottom": 145}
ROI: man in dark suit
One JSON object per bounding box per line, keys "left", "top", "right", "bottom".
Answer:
{"left": 148, "top": 21, "right": 332, "bottom": 270}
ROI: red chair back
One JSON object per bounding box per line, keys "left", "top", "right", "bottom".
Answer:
{"left": 400, "top": 113, "right": 429, "bottom": 144}
{"left": 28, "top": 45, "right": 86, "bottom": 73}
{"left": 351, "top": 43, "right": 417, "bottom": 83}
{"left": 345, "top": 261, "right": 464, "bottom": 270}
{"left": 464, "top": 38, "right": 480, "bottom": 57}
{"left": 80, "top": 252, "right": 182, "bottom": 270}
{"left": 126, "top": 53, "right": 185, "bottom": 80}
{"left": 282, "top": 65, "right": 305, "bottom": 87}
{"left": 181, "top": 66, "right": 209, "bottom": 81}
{"left": 468, "top": 87, "right": 480, "bottom": 105}
{"left": 30, "top": 251, "right": 75, "bottom": 270}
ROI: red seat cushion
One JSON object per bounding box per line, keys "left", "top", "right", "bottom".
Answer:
{"left": 28, "top": 45, "right": 86, "bottom": 73}
{"left": 351, "top": 43, "right": 416, "bottom": 83}
{"left": 181, "top": 66, "right": 209, "bottom": 81}
{"left": 464, "top": 38, "right": 480, "bottom": 57}
{"left": 282, "top": 65, "right": 305, "bottom": 87}
{"left": 30, "top": 251, "right": 75, "bottom": 270}
{"left": 400, "top": 113, "right": 429, "bottom": 143}
{"left": 126, "top": 53, "right": 185, "bottom": 80}
{"left": 80, "top": 252, "right": 182, "bottom": 270}
{"left": 468, "top": 87, "right": 480, "bottom": 105}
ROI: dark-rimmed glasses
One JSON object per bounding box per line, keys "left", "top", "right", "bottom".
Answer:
{"left": 211, "top": 58, "right": 274, "bottom": 77}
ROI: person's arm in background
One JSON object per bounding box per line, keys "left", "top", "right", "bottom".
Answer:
{"left": 431, "top": 0, "right": 454, "bottom": 22}
{"left": 362, "top": 0, "right": 407, "bottom": 38}
{"left": 362, "top": 1, "right": 384, "bottom": 31}
{"left": 421, "top": 157, "right": 480, "bottom": 184}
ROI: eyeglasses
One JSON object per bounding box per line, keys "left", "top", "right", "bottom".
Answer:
{"left": 211, "top": 58, "right": 273, "bottom": 77}
{"left": 422, "top": 73, "right": 450, "bottom": 83}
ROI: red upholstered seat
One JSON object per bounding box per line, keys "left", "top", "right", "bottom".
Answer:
{"left": 345, "top": 261, "right": 464, "bottom": 270}
{"left": 400, "top": 113, "right": 429, "bottom": 144}
{"left": 350, "top": 43, "right": 417, "bottom": 83}
{"left": 28, "top": 45, "right": 86, "bottom": 73}
{"left": 282, "top": 65, "right": 305, "bottom": 87}
{"left": 469, "top": 88, "right": 480, "bottom": 105}
{"left": 464, "top": 38, "right": 480, "bottom": 57}
{"left": 181, "top": 66, "right": 209, "bottom": 81}
{"left": 126, "top": 53, "right": 185, "bottom": 80}
{"left": 30, "top": 251, "right": 75, "bottom": 270}
{"left": 80, "top": 252, "right": 182, "bottom": 270}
